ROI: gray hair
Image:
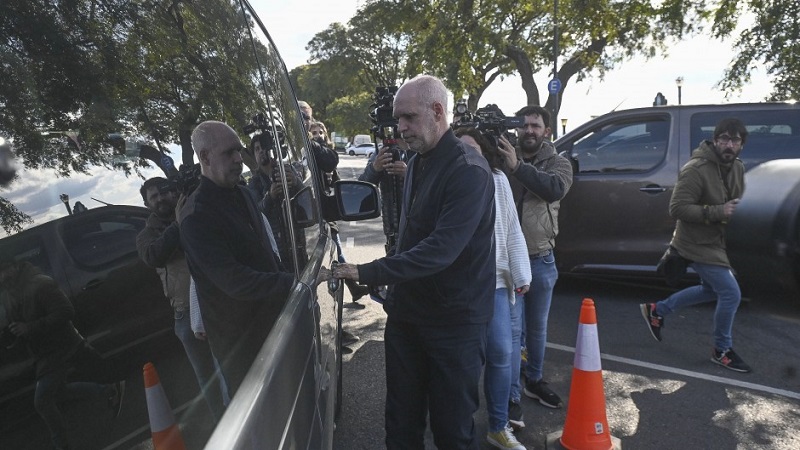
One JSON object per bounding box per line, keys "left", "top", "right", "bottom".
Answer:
{"left": 191, "top": 120, "right": 227, "bottom": 157}
{"left": 404, "top": 74, "right": 448, "bottom": 112}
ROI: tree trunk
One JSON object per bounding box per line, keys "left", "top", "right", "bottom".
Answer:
{"left": 506, "top": 45, "right": 540, "bottom": 106}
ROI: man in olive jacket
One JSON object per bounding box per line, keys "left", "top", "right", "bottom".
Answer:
{"left": 641, "top": 118, "right": 750, "bottom": 373}
{"left": 136, "top": 177, "right": 227, "bottom": 420}
{"left": 497, "top": 105, "right": 573, "bottom": 412}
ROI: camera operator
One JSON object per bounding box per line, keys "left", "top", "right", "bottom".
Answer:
{"left": 361, "top": 86, "right": 416, "bottom": 256}
{"left": 245, "top": 134, "right": 307, "bottom": 267}
{"left": 359, "top": 140, "right": 413, "bottom": 254}
{"left": 498, "top": 105, "right": 573, "bottom": 412}
{"left": 136, "top": 177, "right": 228, "bottom": 421}
{"left": 307, "top": 119, "right": 370, "bottom": 314}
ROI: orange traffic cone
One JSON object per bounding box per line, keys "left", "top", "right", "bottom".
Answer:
{"left": 547, "top": 298, "right": 620, "bottom": 450}
{"left": 143, "top": 362, "right": 187, "bottom": 450}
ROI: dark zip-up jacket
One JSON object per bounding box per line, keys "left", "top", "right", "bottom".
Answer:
{"left": 358, "top": 130, "right": 496, "bottom": 325}
{"left": 179, "top": 176, "right": 295, "bottom": 394}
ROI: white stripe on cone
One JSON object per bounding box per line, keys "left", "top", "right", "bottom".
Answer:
{"left": 573, "top": 323, "right": 602, "bottom": 372}
{"left": 145, "top": 383, "right": 176, "bottom": 433}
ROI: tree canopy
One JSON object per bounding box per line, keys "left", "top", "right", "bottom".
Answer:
{"left": 0, "top": 0, "right": 272, "bottom": 233}
{"left": 297, "top": 0, "right": 796, "bottom": 135}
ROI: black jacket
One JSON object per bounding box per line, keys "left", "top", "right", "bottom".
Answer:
{"left": 179, "top": 176, "right": 295, "bottom": 394}
{"left": 358, "top": 130, "right": 496, "bottom": 325}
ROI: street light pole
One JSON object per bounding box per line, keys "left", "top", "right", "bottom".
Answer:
{"left": 675, "top": 76, "right": 684, "bottom": 105}
{"left": 561, "top": 118, "right": 568, "bottom": 135}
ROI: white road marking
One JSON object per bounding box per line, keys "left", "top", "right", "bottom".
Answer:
{"left": 548, "top": 342, "right": 800, "bottom": 401}
{"left": 346, "top": 237, "right": 354, "bottom": 248}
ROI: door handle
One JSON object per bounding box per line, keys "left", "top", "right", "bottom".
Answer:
{"left": 83, "top": 279, "right": 104, "bottom": 291}
{"left": 327, "top": 261, "right": 341, "bottom": 294}
{"left": 639, "top": 185, "right": 667, "bottom": 193}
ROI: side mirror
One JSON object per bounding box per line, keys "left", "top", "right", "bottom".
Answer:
{"left": 290, "top": 186, "right": 318, "bottom": 228}
{"left": 334, "top": 180, "right": 381, "bottom": 221}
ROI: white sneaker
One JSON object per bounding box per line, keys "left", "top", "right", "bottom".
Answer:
{"left": 486, "top": 424, "right": 526, "bottom": 450}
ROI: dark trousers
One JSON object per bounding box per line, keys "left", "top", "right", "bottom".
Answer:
{"left": 384, "top": 318, "right": 487, "bottom": 450}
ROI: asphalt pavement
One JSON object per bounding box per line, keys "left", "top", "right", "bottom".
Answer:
{"left": 332, "top": 155, "right": 800, "bottom": 450}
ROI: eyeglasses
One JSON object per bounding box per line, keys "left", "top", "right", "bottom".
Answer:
{"left": 716, "top": 135, "right": 743, "bottom": 145}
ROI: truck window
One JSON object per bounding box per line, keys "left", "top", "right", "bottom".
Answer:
{"left": 62, "top": 214, "right": 145, "bottom": 269}
{"left": 0, "top": 234, "right": 52, "bottom": 277}
{"left": 570, "top": 118, "right": 670, "bottom": 173}
{"left": 690, "top": 110, "right": 800, "bottom": 170}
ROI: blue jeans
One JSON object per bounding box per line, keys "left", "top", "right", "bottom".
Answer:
{"left": 522, "top": 251, "right": 558, "bottom": 384}
{"left": 484, "top": 289, "right": 523, "bottom": 432}
{"left": 175, "top": 311, "right": 229, "bottom": 421}
{"left": 35, "top": 366, "right": 109, "bottom": 449}
{"left": 655, "top": 262, "right": 741, "bottom": 351}
{"left": 509, "top": 293, "right": 524, "bottom": 402}
{"left": 384, "top": 318, "right": 487, "bottom": 450}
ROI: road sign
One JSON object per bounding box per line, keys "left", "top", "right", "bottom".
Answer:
{"left": 548, "top": 78, "right": 562, "bottom": 95}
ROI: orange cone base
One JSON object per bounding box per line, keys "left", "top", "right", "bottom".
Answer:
{"left": 152, "top": 425, "right": 187, "bottom": 450}
{"left": 560, "top": 369, "right": 612, "bottom": 450}
{"left": 546, "top": 430, "right": 621, "bottom": 450}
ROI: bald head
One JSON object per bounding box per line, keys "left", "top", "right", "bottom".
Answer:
{"left": 192, "top": 120, "right": 244, "bottom": 188}
{"left": 394, "top": 75, "right": 449, "bottom": 154}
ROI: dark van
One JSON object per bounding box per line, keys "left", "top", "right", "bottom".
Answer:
{"left": 0, "top": 0, "right": 380, "bottom": 448}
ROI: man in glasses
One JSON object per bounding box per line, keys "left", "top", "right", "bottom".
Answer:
{"left": 179, "top": 120, "right": 295, "bottom": 395}
{"left": 640, "top": 117, "right": 751, "bottom": 373}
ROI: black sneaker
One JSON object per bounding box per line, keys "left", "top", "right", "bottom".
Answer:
{"left": 507, "top": 400, "right": 525, "bottom": 429}
{"left": 640, "top": 303, "right": 664, "bottom": 342}
{"left": 711, "top": 348, "right": 752, "bottom": 373}
{"left": 108, "top": 380, "right": 125, "bottom": 419}
{"left": 524, "top": 379, "right": 562, "bottom": 408}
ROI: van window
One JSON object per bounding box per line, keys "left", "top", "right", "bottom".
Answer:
{"left": 690, "top": 109, "right": 800, "bottom": 169}
{"left": 570, "top": 118, "right": 670, "bottom": 173}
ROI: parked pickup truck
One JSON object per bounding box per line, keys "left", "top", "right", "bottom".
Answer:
{"left": 554, "top": 102, "right": 800, "bottom": 304}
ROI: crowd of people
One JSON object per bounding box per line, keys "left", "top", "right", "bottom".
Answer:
{"left": 0, "top": 72, "right": 751, "bottom": 450}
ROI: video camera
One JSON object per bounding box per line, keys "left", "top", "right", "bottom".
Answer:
{"left": 157, "top": 163, "right": 202, "bottom": 197}
{"left": 369, "top": 86, "right": 402, "bottom": 161}
{"left": 243, "top": 112, "right": 286, "bottom": 159}
{"left": 453, "top": 103, "right": 522, "bottom": 148}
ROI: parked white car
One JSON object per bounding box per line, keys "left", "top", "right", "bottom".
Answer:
{"left": 346, "top": 142, "right": 375, "bottom": 157}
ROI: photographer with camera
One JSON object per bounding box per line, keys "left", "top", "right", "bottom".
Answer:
{"left": 497, "top": 105, "right": 573, "bottom": 413}
{"left": 306, "top": 115, "right": 369, "bottom": 310}
{"left": 360, "top": 86, "right": 415, "bottom": 256}
{"left": 136, "top": 176, "right": 228, "bottom": 421}
{"left": 246, "top": 133, "right": 307, "bottom": 268}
